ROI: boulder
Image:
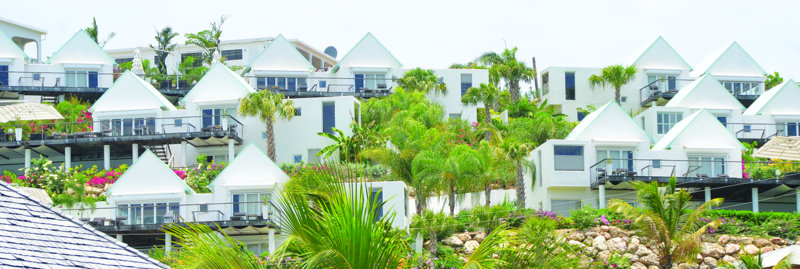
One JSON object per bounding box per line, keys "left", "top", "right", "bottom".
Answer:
{"left": 722, "top": 255, "right": 737, "bottom": 264}
{"left": 630, "top": 262, "right": 647, "bottom": 269}
{"left": 607, "top": 237, "right": 627, "bottom": 252}
{"left": 771, "top": 237, "right": 786, "bottom": 246}
{"left": 648, "top": 266, "right": 659, "bottom": 269}
{"left": 755, "top": 238, "right": 770, "bottom": 248}
{"left": 583, "top": 238, "right": 594, "bottom": 246}
{"left": 566, "top": 231, "right": 585, "bottom": 242}
{"left": 593, "top": 236, "right": 608, "bottom": 251}
{"left": 739, "top": 237, "right": 753, "bottom": 245}
{"left": 473, "top": 231, "right": 487, "bottom": 243}
{"left": 463, "top": 240, "right": 480, "bottom": 254}
{"left": 597, "top": 250, "right": 611, "bottom": 262}
{"left": 601, "top": 232, "right": 612, "bottom": 239}
{"left": 581, "top": 246, "right": 598, "bottom": 256}
{"left": 701, "top": 242, "right": 724, "bottom": 259}
{"left": 627, "top": 237, "right": 641, "bottom": 253}
{"left": 744, "top": 244, "right": 759, "bottom": 255}
{"left": 623, "top": 253, "right": 639, "bottom": 263}
{"left": 568, "top": 240, "right": 584, "bottom": 247}
{"left": 634, "top": 246, "right": 653, "bottom": 257}
{"left": 640, "top": 253, "right": 659, "bottom": 266}
{"left": 703, "top": 257, "right": 718, "bottom": 267}
{"left": 457, "top": 233, "right": 471, "bottom": 242}
{"left": 677, "top": 263, "right": 694, "bottom": 269}
{"left": 423, "top": 240, "right": 434, "bottom": 251}
{"left": 442, "top": 236, "right": 464, "bottom": 247}
{"left": 600, "top": 225, "right": 611, "bottom": 232}
{"left": 724, "top": 243, "right": 741, "bottom": 255}
{"left": 586, "top": 231, "right": 600, "bottom": 239}
{"left": 762, "top": 246, "right": 774, "bottom": 253}
{"left": 717, "top": 235, "right": 730, "bottom": 245}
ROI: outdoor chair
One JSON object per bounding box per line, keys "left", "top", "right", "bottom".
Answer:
{"left": 89, "top": 217, "right": 106, "bottom": 226}
{"left": 79, "top": 217, "right": 90, "bottom": 223}
{"left": 231, "top": 212, "right": 246, "bottom": 221}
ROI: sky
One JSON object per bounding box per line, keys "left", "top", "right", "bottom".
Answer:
{"left": 6, "top": 0, "right": 800, "bottom": 87}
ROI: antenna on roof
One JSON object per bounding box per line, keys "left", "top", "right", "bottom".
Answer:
{"left": 324, "top": 46, "right": 337, "bottom": 59}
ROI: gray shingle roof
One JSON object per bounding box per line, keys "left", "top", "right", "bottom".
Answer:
{"left": 0, "top": 182, "right": 169, "bottom": 268}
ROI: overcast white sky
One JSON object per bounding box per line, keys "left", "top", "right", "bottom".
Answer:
{"left": 7, "top": 0, "right": 800, "bottom": 86}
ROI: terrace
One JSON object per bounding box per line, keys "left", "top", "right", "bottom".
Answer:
{"left": 255, "top": 77, "right": 393, "bottom": 98}
{"left": 639, "top": 77, "right": 761, "bottom": 107}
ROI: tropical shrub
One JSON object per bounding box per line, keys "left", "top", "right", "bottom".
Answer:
{"left": 179, "top": 157, "right": 225, "bottom": 193}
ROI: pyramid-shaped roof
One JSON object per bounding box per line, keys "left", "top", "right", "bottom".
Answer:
{"left": 624, "top": 36, "right": 691, "bottom": 71}
{"left": 332, "top": 32, "right": 402, "bottom": 71}
{"left": 665, "top": 74, "right": 744, "bottom": 110}
{"left": 566, "top": 101, "right": 651, "bottom": 143}
{"left": 249, "top": 34, "right": 315, "bottom": 72}
{"left": 653, "top": 109, "right": 744, "bottom": 150}
{"left": 50, "top": 30, "right": 114, "bottom": 65}
{"left": 107, "top": 150, "right": 195, "bottom": 197}
{"left": 90, "top": 71, "right": 176, "bottom": 113}
{"left": 0, "top": 181, "right": 167, "bottom": 268}
{"left": 691, "top": 42, "right": 766, "bottom": 77}
{"left": 744, "top": 79, "right": 800, "bottom": 116}
{"left": 209, "top": 144, "right": 290, "bottom": 189}
{"left": 182, "top": 63, "right": 256, "bottom": 105}
{"left": 0, "top": 29, "right": 26, "bottom": 60}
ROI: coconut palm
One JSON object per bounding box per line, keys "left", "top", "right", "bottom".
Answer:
{"left": 273, "top": 163, "right": 408, "bottom": 268}
{"left": 421, "top": 144, "right": 481, "bottom": 216}
{"left": 488, "top": 48, "right": 535, "bottom": 101}
{"left": 398, "top": 68, "right": 447, "bottom": 94}
{"left": 150, "top": 26, "right": 178, "bottom": 74}
{"left": 317, "top": 126, "right": 358, "bottom": 162}
{"left": 476, "top": 141, "right": 513, "bottom": 207}
{"left": 185, "top": 16, "right": 226, "bottom": 64}
{"left": 462, "top": 83, "right": 502, "bottom": 139}
{"left": 163, "top": 223, "right": 263, "bottom": 268}
{"left": 84, "top": 17, "right": 115, "bottom": 47}
{"left": 588, "top": 64, "right": 638, "bottom": 104}
{"left": 239, "top": 90, "right": 295, "bottom": 161}
{"left": 410, "top": 210, "right": 455, "bottom": 256}
{"left": 609, "top": 177, "right": 724, "bottom": 269}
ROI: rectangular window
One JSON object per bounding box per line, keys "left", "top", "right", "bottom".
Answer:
{"left": 657, "top": 112, "right": 683, "bottom": 134}
{"left": 554, "top": 145, "right": 584, "bottom": 171}
{"left": 181, "top": 52, "right": 203, "bottom": 67}
{"left": 743, "top": 125, "right": 751, "bottom": 133}
{"left": 449, "top": 113, "right": 461, "bottom": 120}
{"left": 784, "top": 122, "right": 799, "bottom": 136}
{"left": 257, "top": 77, "right": 266, "bottom": 89}
{"left": 354, "top": 74, "right": 364, "bottom": 92}
{"left": 541, "top": 72, "right": 549, "bottom": 96}
{"left": 720, "top": 81, "right": 761, "bottom": 96}
{"left": 277, "top": 77, "right": 286, "bottom": 89}
{"left": 117, "top": 202, "right": 179, "bottom": 225}
{"left": 322, "top": 102, "right": 335, "bottom": 134}
{"left": 65, "top": 70, "right": 89, "bottom": 87}
{"left": 308, "top": 148, "right": 321, "bottom": 164}
{"left": 221, "top": 49, "right": 243, "bottom": 60}
{"left": 267, "top": 77, "right": 276, "bottom": 88}
{"left": 293, "top": 155, "right": 302, "bottom": 163}
{"left": 370, "top": 189, "right": 384, "bottom": 222}
{"left": 115, "top": 58, "right": 133, "bottom": 64}
{"left": 652, "top": 160, "right": 661, "bottom": 169}
{"left": 233, "top": 193, "right": 266, "bottom": 217}
{"left": 577, "top": 112, "right": 586, "bottom": 121}
{"left": 689, "top": 157, "right": 726, "bottom": 177}
{"left": 319, "top": 80, "right": 327, "bottom": 88}
{"left": 565, "top": 72, "right": 576, "bottom": 100}
{"left": 294, "top": 108, "right": 302, "bottom": 116}
{"left": 287, "top": 77, "right": 297, "bottom": 91}
{"left": 596, "top": 149, "right": 634, "bottom": 172}
{"left": 88, "top": 71, "right": 98, "bottom": 88}
{"left": 202, "top": 108, "right": 223, "bottom": 128}
{"left": 460, "top": 73, "right": 473, "bottom": 95}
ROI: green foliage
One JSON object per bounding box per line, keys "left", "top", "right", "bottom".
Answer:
{"left": 593, "top": 252, "right": 632, "bottom": 269}
{"left": 399, "top": 68, "right": 447, "bottom": 94}
{"left": 163, "top": 223, "right": 266, "bottom": 268}
{"left": 704, "top": 210, "right": 800, "bottom": 239}
{"left": 484, "top": 47, "right": 535, "bottom": 101}
{"left": 84, "top": 17, "right": 115, "bottom": 47}
{"left": 589, "top": 64, "right": 638, "bottom": 104}
{"left": 495, "top": 221, "right": 581, "bottom": 268}
{"left": 765, "top": 71, "right": 784, "bottom": 90}
{"left": 179, "top": 158, "right": 225, "bottom": 193}
{"left": 279, "top": 162, "right": 388, "bottom": 181}
{"left": 178, "top": 56, "right": 209, "bottom": 85}
{"left": 239, "top": 90, "right": 295, "bottom": 160}
{"left": 151, "top": 26, "right": 179, "bottom": 74}
{"left": 567, "top": 206, "right": 630, "bottom": 230}
{"left": 184, "top": 16, "right": 226, "bottom": 65}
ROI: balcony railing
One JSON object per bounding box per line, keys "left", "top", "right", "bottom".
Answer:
{"left": 254, "top": 77, "right": 395, "bottom": 98}
{"left": 638, "top": 78, "right": 693, "bottom": 106}
{"left": 724, "top": 122, "right": 797, "bottom": 142}
{"left": 0, "top": 115, "right": 244, "bottom": 146}
{"left": 62, "top": 200, "right": 276, "bottom": 233}
{"left": 588, "top": 158, "right": 800, "bottom": 188}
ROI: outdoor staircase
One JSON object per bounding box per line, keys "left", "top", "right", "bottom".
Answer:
{"left": 144, "top": 144, "right": 171, "bottom": 164}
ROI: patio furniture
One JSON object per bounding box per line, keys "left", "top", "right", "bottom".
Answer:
{"left": 110, "top": 216, "right": 127, "bottom": 226}
{"left": 231, "top": 212, "right": 246, "bottom": 221}
{"left": 79, "top": 217, "right": 90, "bottom": 223}
{"left": 89, "top": 217, "right": 105, "bottom": 226}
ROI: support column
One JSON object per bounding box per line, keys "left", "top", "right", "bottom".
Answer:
{"left": 181, "top": 141, "right": 188, "bottom": 167}
{"left": 796, "top": 189, "right": 800, "bottom": 213}
{"left": 704, "top": 187, "right": 711, "bottom": 203}
{"left": 116, "top": 234, "right": 123, "bottom": 241}
{"left": 228, "top": 139, "right": 235, "bottom": 162}
{"left": 131, "top": 143, "right": 139, "bottom": 163}
{"left": 415, "top": 232, "right": 423, "bottom": 253}
{"left": 103, "top": 145, "right": 111, "bottom": 171}
{"left": 24, "top": 148, "right": 31, "bottom": 172}
{"left": 64, "top": 146, "right": 71, "bottom": 171}
{"left": 752, "top": 188, "right": 759, "bottom": 213}
{"left": 598, "top": 184, "right": 606, "bottom": 209}
{"left": 165, "top": 233, "right": 172, "bottom": 256}
{"left": 268, "top": 229, "right": 276, "bottom": 254}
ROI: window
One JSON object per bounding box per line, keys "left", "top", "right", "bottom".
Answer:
{"left": 460, "top": 73, "right": 473, "bottom": 95}
{"left": 652, "top": 160, "right": 661, "bottom": 169}
{"left": 115, "top": 58, "right": 133, "bottom": 64}
{"left": 621, "top": 96, "right": 627, "bottom": 103}
{"left": 319, "top": 80, "right": 327, "bottom": 88}
{"left": 259, "top": 77, "right": 307, "bottom": 91}
{"left": 596, "top": 149, "right": 634, "bottom": 172}
{"left": 689, "top": 157, "right": 725, "bottom": 177}
{"left": 181, "top": 52, "right": 203, "bottom": 67}
{"left": 551, "top": 200, "right": 581, "bottom": 217}
{"left": 565, "top": 72, "right": 575, "bottom": 100}
{"left": 782, "top": 122, "right": 800, "bottom": 136}
{"left": 370, "top": 188, "right": 384, "bottom": 222}
{"left": 647, "top": 75, "right": 678, "bottom": 91}
{"left": 720, "top": 81, "right": 761, "bottom": 96}
{"left": 449, "top": 113, "right": 461, "bottom": 120}
{"left": 202, "top": 109, "right": 222, "bottom": 128}
{"left": 233, "top": 193, "right": 267, "bottom": 217}
{"left": 744, "top": 125, "right": 751, "bottom": 133}
{"left": 117, "top": 202, "right": 179, "bottom": 225}
{"left": 257, "top": 77, "right": 266, "bottom": 89}
{"left": 174, "top": 119, "right": 182, "bottom": 127}
{"left": 294, "top": 108, "right": 302, "bottom": 116}
{"left": 322, "top": 102, "right": 335, "bottom": 134}
{"left": 355, "top": 73, "right": 387, "bottom": 91}
{"left": 554, "top": 145, "right": 584, "bottom": 171}
{"left": 103, "top": 117, "right": 156, "bottom": 136}
{"left": 221, "top": 49, "right": 243, "bottom": 60}
{"left": 293, "top": 155, "right": 302, "bottom": 163}
{"left": 577, "top": 112, "right": 586, "bottom": 121}
{"left": 716, "top": 116, "right": 727, "bottom": 127}
{"left": 65, "top": 70, "right": 89, "bottom": 87}
{"left": 657, "top": 112, "right": 682, "bottom": 134}
{"left": 541, "top": 72, "right": 549, "bottom": 96}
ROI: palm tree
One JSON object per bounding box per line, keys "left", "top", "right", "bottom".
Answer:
{"left": 410, "top": 210, "right": 455, "bottom": 256}
{"left": 163, "top": 223, "right": 263, "bottom": 268}
{"left": 317, "top": 127, "right": 358, "bottom": 162}
{"left": 476, "top": 141, "right": 513, "bottom": 207}
{"left": 462, "top": 83, "right": 502, "bottom": 139}
{"left": 239, "top": 90, "right": 295, "bottom": 161}
{"left": 499, "top": 137, "right": 533, "bottom": 208}
{"left": 84, "top": 17, "right": 115, "bottom": 47}
{"left": 398, "top": 68, "right": 447, "bottom": 94}
{"left": 273, "top": 163, "right": 408, "bottom": 268}
{"left": 185, "top": 16, "right": 226, "bottom": 64}
{"left": 441, "top": 145, "right": 482, "bottom": 215}
{"left": 489, "top": 48, "right": 535, "bottom": 101}
{"left": 588, "top": 64, "right": 638, "bottom": 104}
{"left": 150, "top": 26, "right": 179, "bottom": 74}
{"left": 609, "top": 177, "right": 724, "bottom": 269}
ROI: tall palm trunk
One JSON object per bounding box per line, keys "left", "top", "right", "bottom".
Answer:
{"left": 614, "top": 86, "right": 621, "bottom": 104}
{"left": 483, "top": 106, "right": 492, "bottom": 140}
{"left": 416, "top": 199, "right": 425, "bottom": 217}
{"left": 509, "top": 80, "right": 520, "bottom": 101}
{"left": 449, "top": 185, "right": 456, "bottom": 216}
{"left": 266, "top": 117, "right": 276, "bottom": 161}
{"left": 515, "top": 161, "right": 525, "bottom": 208}
{"left": 429, "top": 230, "right": 438, "bottom": 256}
{"left": 484, "top": 184, "right": 492, "bottom": 207}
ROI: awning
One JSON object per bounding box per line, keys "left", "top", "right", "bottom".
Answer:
{"left": 759, "top": 245, "right": 800, "bottom": 268}
{"left": 0, "top": 103, "right": 64, "bottom": 123}
{"left": 753, "top": 136, "right": 800, "bottom": 161}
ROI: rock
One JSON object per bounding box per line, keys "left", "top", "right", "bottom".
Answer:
{"left": 597, "top": 250, "right": 611, "bottom": 262}
{"left": 423, "top": 240, "right": 434, "bottom": 251}
{"left": 623, "top": 253, "right": 639, "bottom": 263}
{"left": 722, "top": 255, "right": 737, "bottom": 264}
{"left": 583, "top": 238, "right": 593, "bottom": 246}
{"left": 586, "top": 231, "right": 600, "bottom": 239}
{"left": 568, "top": 240, "right": 584, "bottom": 247}
{"left": 579, "top": 258, "right": 594, "bottom": 268}
{"left": 600, "top": 225, "right": 611, "bottom": 232}
{"left": 631, "top": 262, "right": 647, "bottom": 269}
{"left": 771, "top": 237, "right": 786, "bottom": 245}
{"left": 696, "top": 254, "right": 704, "bottom": 263}
{"left": 718, "top": 235, "right": 730, "bottom": 245}
{"left": 724, "top": 243, "right": 741, "bottom": 255}
{"left": 755, "top": 238, "right": 770, "bottom": 248}
{"left": 627, "top": 237, "right": 641, "bottom": 253}
{"left": 640, "top": 253, "right": 659, "bottom": 266}
{"left": 744, "top": 244, "right": 759, "bottom": 255}
{"left": 607, "top": 237, "right": 627, "bottom": 252}
{"left": 701, "top": 242, "right": 724, "bottom": 259}
{"left": 457, "top": 233, "right": 471, "bottom": 242}
{"left": 581, "top": 246, "right": 598, "bottom": 256}
{"left": 601, "top": 232, "right": 612, "bottom": 239}
{"left": 740, "top": 237, "right": 753, "bottom": 245}
{"left": 593, "top": 236, "right": 608, "bottom": 251}
{"left": 566, "top": 231, "right": 585, "bottom": 242}
{"left": 442, "top": 236, "right": 464, "bottom": 247}
{"left": 635, "top": 246, "right": 652, "bottom": 257}
{"left": 648, "top": 266, "right": 659, "bottom": 269}
{"left": 703, "top": 257, "right": 718, "bottom": 267}
{"left": 677, "top": 263, "right": 694, "bottom": 269}
{"left": 473, "top": 232, "right": 486, "bottom": 243}
{"left": 609, "top": 226, "right": 624, "bottom": 237}
{"left": 463, "top": 240, "right": 480, "bottom": 254}
{"left": 762, "top": 246, "right": 774, "bottom": 253}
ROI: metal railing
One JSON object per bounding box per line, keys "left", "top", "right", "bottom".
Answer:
{"left": 0, "top": 115, "right": 244, "bottom": 144}
{"left": 724, "top": 122, "right": 795, "bottom": 141}
{"left": 638, "top": 78, "right": 694, "bottom": 106}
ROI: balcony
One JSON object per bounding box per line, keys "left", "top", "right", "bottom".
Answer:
{"left": 638, "top": 78, "right": 685, "bottom": 106}
{"left": 0, "top": 71, "right": 194, "bottom": 98}
{"left": 725, "top": 123, "right": 796, "bottom": 145}
{"left": 255, "top": 77, "right": 393, "bottom": 98}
